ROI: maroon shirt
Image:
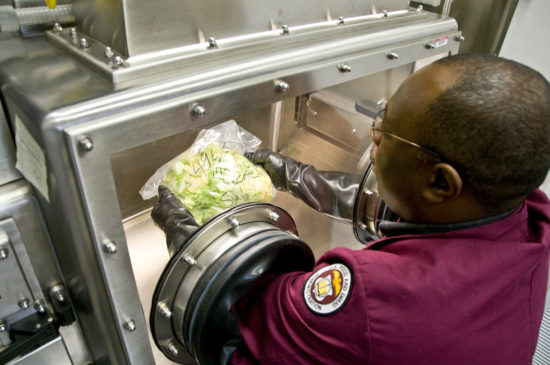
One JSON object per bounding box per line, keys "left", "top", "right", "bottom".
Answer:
{"left": 231, "top": 190, "right": 550, "bottom": 364}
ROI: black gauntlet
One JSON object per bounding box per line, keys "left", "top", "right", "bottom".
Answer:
{"left": 246, "top": 149, "right": 361, "bottom": 221}
{"left": 152, "top": 185, "right": 200, "bottom": 256}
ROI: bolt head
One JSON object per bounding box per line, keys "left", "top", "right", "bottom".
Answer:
{"left": 18, "top": 298, "right": 30, "bottom": 309}
{"left": 124, "top": 320, "right": 136, "bottom": 332}
{"left": 103, "top": 240, "right": 117, "bottom": 254}
{"left": 79, "top": 137, "right": 93, "bottom": 152}
{"left": 0, "top": 247, "right": 8, "bottom": 260}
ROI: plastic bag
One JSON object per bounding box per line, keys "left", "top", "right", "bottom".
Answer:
{"left": 140, "top": 120, "right": 275, "bottom": 224}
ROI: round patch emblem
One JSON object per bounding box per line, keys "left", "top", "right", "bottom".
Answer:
{"left": 303, "top": 263, "right": 353, "bottom": 315}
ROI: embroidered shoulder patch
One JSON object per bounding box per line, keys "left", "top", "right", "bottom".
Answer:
{"left": 303, "top": 263, "right": 353, "bottom": 315}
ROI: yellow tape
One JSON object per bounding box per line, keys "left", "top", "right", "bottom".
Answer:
{"left": 45, "top": 0, "right": 56, "bottom": 9}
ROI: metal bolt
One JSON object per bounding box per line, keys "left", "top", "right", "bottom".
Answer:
{"left": 0, "top": 321, "right": 6, "bottom": 332}
{"left": 208, "top": 37, "right": 218, "bottom": 48}
{"left": 54, "top": 290, "right": 65, "bottom": 303}
{"left": 183, "top": 254, "right": 196, "bottom": 266}
{"left": 35, "top": 323, "right": 42, "bottom": 329}
{"left": 112, "top": 55, "right": 124, "bottom": 68}
{"left": 79, "top": 38, "right": 89, "bottom": 49}
{"left": 104, "top": 47, "right": 114, "bottom": 58}
{"left": 34, "top": 300, "right": 46, "bottom": 313}
{"left": 79, "top": 137, "right": 93, "bottom": 152}
{"left": 190, "top": 103, "right": 206, "bottom": 117}
{"left": 359, "top": 222, "right": 368, "bottom": 230}
{"left": 157, "top": 302, "right": 172, "bottom": 318}
{"left": 70, "top": 27, "right": 77, "bottom": 38}
{"left": 337, "top": 63, "right": 352, "bottom": 73}
{"left": 351, "top": 128, "right": 357, "bottom": 135}
{"left": 268, "top": 211, "right": 280, "bottom": 222}
{"left": 18, "top": 298, "right": 30, "bottom": 310}
{"left": 281, "top": 25, "right": 290, "bottom": 35}
{"left": 455, "top": 35, "right": 465, "bottom": 42}
{"left": 417, "top": 5, "right": 423, "bottom": 12}
{"left": 386, "top": 51, "right": 399, "bottom": 60}
{"left": 227, "top": 217, "right": 240, "bottom": 228}
{"left": 167, "top": 341, "right": 179, "bottom": 356}
{"left": 123, "top": 320, "right": 136, "bottom": 332}
{"left": 425, "top": 42, "right": 436, "bottom": 49}
{"left": 102, "top": 240, "right": 117, "bottom": 254}
{"left": 53, "top": 22, "right": 62, "bottom": 32}
{"left": 338, "top": 16, "right": 344, "bottom": 25}
{"left": 274, "top": 80, "right": 290, "bottom": 93}
{"left": 0, "top": 247, "right": 8, "bottom": 260}
{"left": 383, "top": 10, "right": 388, "bottom": 17}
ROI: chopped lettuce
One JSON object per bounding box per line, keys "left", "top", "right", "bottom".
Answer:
{"left": 162, "top": 144, "right": 273, "bottom": 224}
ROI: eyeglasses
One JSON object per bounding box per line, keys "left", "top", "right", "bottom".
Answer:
{"left": 369, "top": 110, "right": 442, "bottom": 160}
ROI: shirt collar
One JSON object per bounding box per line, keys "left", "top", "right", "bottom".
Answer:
{"left": 378, "top": 208, "right": 516, "bottom": 238}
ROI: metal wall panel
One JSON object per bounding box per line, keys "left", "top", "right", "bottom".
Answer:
{"left": 72, "top": 0, "right": 411, "bottom": 57}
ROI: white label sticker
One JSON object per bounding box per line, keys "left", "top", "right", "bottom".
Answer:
{"left": 15, "top": 116, "right": 49, "bottom": 202}
{"left": 434, "top": 36, "right": 449, "bottom": 48}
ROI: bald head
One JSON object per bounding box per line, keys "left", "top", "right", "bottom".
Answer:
{"left": 412, "top": 54, "right": 550, "bottom": 209}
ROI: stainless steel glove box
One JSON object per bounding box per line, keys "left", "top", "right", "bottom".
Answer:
{"left": 0, "top": 2, "right": 460, "bottom": 363}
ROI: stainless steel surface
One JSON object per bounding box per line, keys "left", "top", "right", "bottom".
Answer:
{"left": 71, "top": 0, "right": 410, "bottom": 58}
{"left": 0, "top": 106, "right": 20, "bottom": 185}
{"left": 46, "top": 9, "right": 458, "bottom": 84}
{"left": 7, "top": 336, "right": 72, "bottom": 365}
{"left": 413, "top": 0, "right": 518, "bottom": 54}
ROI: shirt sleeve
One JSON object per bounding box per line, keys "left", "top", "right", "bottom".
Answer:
{"left": 230, "top": 248, "right": 370, "bottom": 364}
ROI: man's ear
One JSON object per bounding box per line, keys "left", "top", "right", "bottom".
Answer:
{"left": 421, "top": 163, "right": 462, "bottom": 203}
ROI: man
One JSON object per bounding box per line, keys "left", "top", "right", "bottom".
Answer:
{"left": 229, "top": 54, "right": 550, "bottom": 364}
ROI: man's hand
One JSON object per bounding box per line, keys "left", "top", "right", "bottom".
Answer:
{"left": 245, "top": 149, "right": 299, "bottom": 189}
{"left": 152, "top": 186, "right": 199, "bottom": 255}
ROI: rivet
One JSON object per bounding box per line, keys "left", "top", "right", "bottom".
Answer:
{"left": 52, "top": 22, "right": 62, "bottom": 32}
{"left": 157, "top": 302, "right": 172, "bottom": 318}
{"left": 34, "top": 300, "right": 46, "bottom": 313}
{"left": 417, "top": 5, "right": 423, "bottom": 12}
{"left": 338, "top": 16, "right": 345, "bottom": 25}
{"left": 227, "top": 216, "right": 240, "bottom": 228}
{"left": 70, "top": 27, "right": 77, "bottom": 38}
{"left": 190, "top": 103, "right": 206, "bottom": 117}
{"left": 383, "top": 10, "right": 388, "bottom": 17}
{"left": 123, "top": 320, "right": 136, "bottom": 332}
{"left": 337, "top": 63, "right": 352, "bottom": 73}
{"left": 112, "top": 55, "right": 124, "bottom": 69}
{"left": 0, "top": 321, "right": 6, "bottom": 332}
{"left": 79, "top": 37, "right": 89, "bottom": 49}
{"left": 274, "top": 80, "right": 290, "bottom": 93}
{"left": 104, "top": 46, "right": 114, "bottom": 58}
{"left": 0, "top": 247, "right": 8, "bottom": 260}
{"left": 455, "top": 35, "right": 465, "bottom": 42}
{"left": 386, "top": 51, "right": 399, "bottom": 60}
{"left": 102, "top": 239, "right": 117, "bottom": 254}
{"left": 78, "top": 137, "right": 93, "bottom": 152}
{"left": 359, "top": 222, "right": 368, "bottom": 230}
{"left": 351, "top": 129, "right": 357, "bottom": 135}
{"left": 208, "top": 37, "right": 218, "bottom": 48}
{"left": 18, "top": 298, "right": 30, "bottom": 309}
{"left": 183, "top": 254, "right": 196, "bottom": 266}
{"left": 268, "top": 211, "right": 280, "bottom": 222}
{"left": 167, "top": 341, "right": 179, "bottom": 356}
{"left": 281, "top": 25, "right": 290, "bottom": 35}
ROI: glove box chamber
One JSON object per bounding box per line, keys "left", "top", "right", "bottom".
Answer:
{"left": 0, "top": 2, "right": 461, "bottom": 363}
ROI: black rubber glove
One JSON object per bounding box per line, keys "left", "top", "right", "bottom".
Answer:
{"left": 246, "top": 149, "right": 362, "bottom": 221}
{"left": 152, "top": 185, "right": 199, "bottom": 256}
